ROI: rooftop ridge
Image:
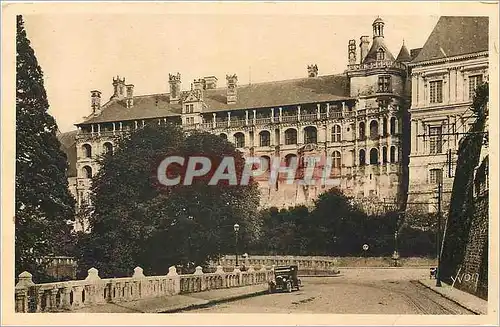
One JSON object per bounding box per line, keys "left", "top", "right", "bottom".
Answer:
{"left": 125, "top": 74, "right": 343, "bottom": 99}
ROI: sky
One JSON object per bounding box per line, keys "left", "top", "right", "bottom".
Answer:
{"left": 23, "top": 10, "right": 440, "bottom": 132}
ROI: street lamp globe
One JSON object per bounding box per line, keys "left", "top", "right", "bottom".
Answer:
{"left": 233, "top": 223, "right": 240, "bottom": 232}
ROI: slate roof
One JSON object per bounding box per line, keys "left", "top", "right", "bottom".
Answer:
{"left": 57, "top": 130, "right": 78, "bottom": 177}
{"left": 396, "top": 43, "right": 412, "bottom": 62}
{"left": 412, "top": 16, "right": 489, "bottom": 64}
{"left": 81, "top": 94, "right": 182, "bottom": 124}
{"left": 78, "top": 74, "right": 351, "bottom": 125}
{"left": 410, "top": 48, "right": 422, "bottom": 60}
{"left": 363, "top": 36, "right": 396, "bottom": 64}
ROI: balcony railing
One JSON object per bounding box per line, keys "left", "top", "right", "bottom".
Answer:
{"left": 301, "top": 113, "right": 316, "bottom": 121}
{"left": 281, "top": 115, "right": 298, "bottom": 123}
{"left": 255, "top": 117, "right": 271, "bottom": 125}
{"left": 229, "top": 119, "right": 246, "bottom": 127}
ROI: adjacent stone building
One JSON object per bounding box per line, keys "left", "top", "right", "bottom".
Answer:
{"left": 407, "top": 16, "right": 489, "bottom": 213}
{"left": 65, "top": 17, "right": 412, "bottom": 216}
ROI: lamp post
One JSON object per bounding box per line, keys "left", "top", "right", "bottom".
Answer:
{"left": 233, "top": 223, "right": 240, "bottom": 267}
{"left": 436, "top": 182, "right": 442, "bottom": 287}
{"left": 392, "top": 230, "right": 400, "bottom": 267}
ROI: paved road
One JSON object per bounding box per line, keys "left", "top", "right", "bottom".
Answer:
{"left": 190, "top": 269, "right": 474, "bottom": 314}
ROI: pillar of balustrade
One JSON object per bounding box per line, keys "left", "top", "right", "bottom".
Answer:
{"left": 15, "top": 271, "right": 35, "bottom": 312}
{"left": 132, "top": 266, "right": 146, "bottom": 299}
{"left": 167, "top": 266, "right": 181, "bottom": 295}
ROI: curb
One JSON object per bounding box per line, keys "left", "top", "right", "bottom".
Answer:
{"left": 339, "top": 266, "right": 432, "bottom": 269}
{"left": 160, "top": 289, "right": 268, "bottom": 313}
{"left": 417, "top": 280, "right": 483, "bottom": 315}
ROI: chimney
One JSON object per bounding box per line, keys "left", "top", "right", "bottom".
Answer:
{"left": 110, "top": 76, "right": 126, "bottom": 100}
{"left": 204, "top": 76, "right": 218, "bottom": 89}
{"left": 307, "top": 64, "right": 318, "bottom": 78}
{"left": 359, "top": 36, "right": 370, "bottom": 64}
{"left": 226, "top": 74, "right": 238, "bottom": 104}
{"left": 193, "top": 79, "right": 204, "bottom": 91}
{"left": 348, "top": 39, "right": 357, "bottom": 65}
{"left": 125, "top": 84, "right": 134, "bottom": 108}
{"left": 168, "top": 73, "right": 181, "bottom": 104}
{"left": 91, "top": 90, "right": 102, "bottom": 116}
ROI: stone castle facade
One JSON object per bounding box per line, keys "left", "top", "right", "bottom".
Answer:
{"left": 406, "top": 16, "right": 489, "bottom": 213}
{"left": 56, "top": 16, "right": 489, "bottom": 231}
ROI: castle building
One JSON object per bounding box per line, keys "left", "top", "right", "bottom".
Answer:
{"left": 61, "top": 17, "right": 418, "bottom": 230}
{"left": 406, "top": 16, "right": 489, "bottom": 213}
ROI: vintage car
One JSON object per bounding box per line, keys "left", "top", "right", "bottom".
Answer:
{"left": 268, "top": 265, "right": 301, "bottom": 293}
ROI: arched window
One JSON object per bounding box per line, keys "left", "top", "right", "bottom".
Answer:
{"left": 284, "top": 128, "right": 297, "bottom": 145}
{"left": 359, "top": 149, "right": 366, "bottom": 166}
{"left": 285, "top": 154, "right": 297, "bottom": 167}
{"left": 370, "top": 148, "right": 379, "bottom": 165}
{"left": 234, "top": 132, "right": 245, "bottom": 148}
{"left": 82, "top": 166, "right": 92, "bottom": 179}
{"left": 390, "top": 117, "right": 397, "bottom": 135}
{"left": 390, "top": 146, "right": 397, "bottom": 163}
{"left": 332, "top": 151, "right": 342, "bottom": 168}
{"left": 304, "top": 126, "right": 317, "bottom": 144}
{"left": 103, "top": 142, "right": 113, "bottom": 155}
{"left": 219, "top": 133, "right": 228, "bottom": 140}
{"left": 332, "top": 125, "right": 342, "bottom": 142}
{"left": 260, "top": 156, "right": 271, "bottom": 172}
{"left": 382, "top": 146, "right": 388, "bottom": 163}
{"left": 359, "top": 122, "right": 366, "bottom": 140}
{"left": 369, "top": 120, "right": 379, "bottom": 139}
{"left": 259, "top": 131, "right": 270, "bottom": 147}
{"left": 82, "top": 144, "right": 92, "bottom": 158}
{"left": 383, "top": 117, "right": 388, "bottom": 135}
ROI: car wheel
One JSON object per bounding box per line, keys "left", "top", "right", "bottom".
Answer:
{"left": 286, "top": 281, "right": 292, "bottom": 293}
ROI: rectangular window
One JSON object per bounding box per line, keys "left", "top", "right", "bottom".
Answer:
{"left": 469, "top": 75, "right": 483, "bottom": 99}
{"left": 430, "top": 168, "right": 443, "bottom": 184}
{"left": 378, "top": 76, "right": 391, "bottom": 93}
{"left": 429, "top": 126, "right": 443, "bottom": 154}
{"left": 429, "top": 80, "right": 443, "bottom": 104}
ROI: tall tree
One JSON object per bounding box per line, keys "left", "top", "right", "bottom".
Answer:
{"left": 81, "top": 126, "right": 261, "bottom": 277}
{"left": 15, "top": 15, "right": 76, "bottom": 280}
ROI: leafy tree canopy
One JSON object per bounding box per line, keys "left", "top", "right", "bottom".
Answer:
{"left": 80, "top": 125, "right": 261, "bottom": 277}
{"left": 16, "top": 15, "right": 76, "bottom": 281}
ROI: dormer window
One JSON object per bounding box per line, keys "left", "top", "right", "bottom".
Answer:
{"left": 185, "top": 104, "right": 194, "bottom": 113}
{"left": 377, "top": 49, "right": 385, "bottom": 60}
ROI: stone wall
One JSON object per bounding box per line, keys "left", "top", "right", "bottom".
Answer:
{"left": 14, "top": 265, "right": 273, "bottom": 313}
{"left": 216, "top": 255, "right": 436, "bottom": 270}
{"left": 451, "top": 156, "right": 488, "bottom": 299}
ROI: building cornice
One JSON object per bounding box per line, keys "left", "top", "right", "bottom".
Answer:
{"left": 408, "top": 51, "right": 488, "bottom": 67}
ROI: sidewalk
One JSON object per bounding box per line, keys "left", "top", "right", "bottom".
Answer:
{"left": 418, "top": 279, "right": 488, "bottom": 315}
{"left": 72, "top": 284, "right": 268, "bottom": 313}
